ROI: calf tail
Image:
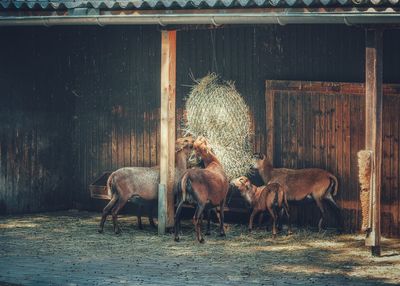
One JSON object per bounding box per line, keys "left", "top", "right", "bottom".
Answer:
{"left": 273, "top": 189, "right": 279, "bottom": 209}
{"left": 329, "top": 174, "right": 339, "bottom": 197}
{"left": 180, "top": 172, "right": 191, "bottom": 202}
{"left": 106, "top": 172, "right": 117, "bottom": 198}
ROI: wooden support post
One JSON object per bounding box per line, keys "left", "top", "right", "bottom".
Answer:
{"left": 158, "top": 30, "right": 176, "bottom": 234}
{"left": 364, "top": 28, "right": 383, "bottom": 256}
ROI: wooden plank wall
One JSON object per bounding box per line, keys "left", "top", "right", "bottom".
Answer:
{"left": 71, "top": 26, "right": 161, "bottom": 206}
{"left": 266, "top": 80, "right": 400, "bottom": 237}
{"left": 0, "top": 28, "right": 74, "bottom": 214}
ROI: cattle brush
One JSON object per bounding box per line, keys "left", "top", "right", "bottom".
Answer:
{"left": 357, "top": 150, "right": 372, "bottom": 232}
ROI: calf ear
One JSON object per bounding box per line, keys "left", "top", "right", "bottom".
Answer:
{"left": 246, "top": 182, "right": 252, "bottom": 190}
{"left": 253, "top": 153, "right": 264, "bottom": 160}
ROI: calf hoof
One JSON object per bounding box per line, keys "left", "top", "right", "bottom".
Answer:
{"left": 174, "top": 236, "right": 180, "bottom": 242}
{"left": 272, "top": 234, "right": 277, "bottom": 239}
{"left": 287, "top": 230, "right": 293, "bottom": 236}
{"left": 114, "top": 228, "right": 122, "bottom": 235}
{"left": 248, "top": 228, "right": 252, "bottom": 233}
{"left": 98, "top": 228, "right": 104, "bottom": 234}
{"left": 219, "top": 232, "right": 226, "bottom": 238}
{"left": 199, "top": 238, "right": 205, "bottom": 243}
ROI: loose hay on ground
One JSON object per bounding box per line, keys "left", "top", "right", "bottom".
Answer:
{"left": 1, "top": 211, "right": 400, "bottom": 285}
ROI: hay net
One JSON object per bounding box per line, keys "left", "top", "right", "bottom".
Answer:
{"left": 184, "top": 73, "right": 254, "bottom": 180}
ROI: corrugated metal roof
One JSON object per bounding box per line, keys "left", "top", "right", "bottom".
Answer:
{"left": 1, "top": 0, "right": 399, "bottom": 10}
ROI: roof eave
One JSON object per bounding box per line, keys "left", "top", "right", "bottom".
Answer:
{"left": 1, "top": 8, "right": 400, "bottom": 26}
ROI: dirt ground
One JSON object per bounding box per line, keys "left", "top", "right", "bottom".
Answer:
{"left": 0, "top": 210, "right": 399, "bottom": 286}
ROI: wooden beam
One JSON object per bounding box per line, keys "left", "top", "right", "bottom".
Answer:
{"left": 364, "top": 28, "right": 383, "bottom": 256}
{"left": 158, "top": 30, "right": 176, "bottom": 234}
{"left": 265, "top": 81, "right": 274, "bottom": 164}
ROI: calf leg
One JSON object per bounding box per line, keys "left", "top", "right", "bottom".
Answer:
{"left": 149, "top": 217, "right": 156, "bottom": 228}
{"left": 111, "top": 197, "right": 129, "bottom": 234}
{"left": 98, "top": 194, "right": 118, "bottom": 233}
{"left": 283, "top": 202, "right": 292, "bottom": 235}
{"left": 205, "top": 209, "right": 212, "bottom": 236}
{"left": 137, "top": 215, "right": 143, "bottom": 230}
{"left": 219, "top": 199, "right": 226, "bottom": 237}
{"left": 149, "top": 204, "right": 156, "bottom": 228}
{"left": 174, "top": 200, "right": 185, "bottom": 242}
{"left": 258, "top": 212, "right": 264, "bottom": 228}
{"left": 324, "top": 193, "right": 344, "bottom": 232}
{"left": 213, "top": 208, "right": 221, "bottom": 224}
{"left": 248, "top": 209, "right": 258, "bottom": 232}
{"left": 315, "top": 198, "right": 326, "bottom": 232}
{"left": 267, "top": 206, "right": 277, "bottom": 238}
{"left": 193, "top": 203, "right": 206, "bottom": 243}
{"left": 206, "top": 208, "right": 221, "bottom": 235}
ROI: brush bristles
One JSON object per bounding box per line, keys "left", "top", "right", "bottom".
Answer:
{"left": 185, "top": 73, "right": 254, "bottom": 179}
{"left": 357, "top": 150, "right": 372, "bottom": 232}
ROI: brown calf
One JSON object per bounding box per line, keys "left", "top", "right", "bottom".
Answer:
{"left": 254, "top": 154, "right": 343, "bottom": 232}
{"left": 232, "top": 176, "right": 291, "bottom": 237}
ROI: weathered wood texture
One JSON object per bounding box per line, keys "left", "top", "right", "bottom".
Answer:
{"left": 266, "top": 80, "right": 400, "bottom": 237}
{"left": 71, "top": 26, "right": 161, "bottom": 207}
{"left": 0, "top": 28, "right": 74, "bottom": 214}
{"left": 364, "top": 29, "right": 383, "bottom": 253}
{"left": 159, "top": 30, "right": 176, "bottom": 232}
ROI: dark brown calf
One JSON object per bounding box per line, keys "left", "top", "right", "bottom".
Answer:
{"left": 174, "top": 136, "right": 229, "bottom": 243}
{"left": 232, "top": 176, "right": 291, "bottom": 237}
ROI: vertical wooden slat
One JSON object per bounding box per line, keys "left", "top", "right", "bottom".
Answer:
{"left": 304, "top": 94, "right": 313, "bottom": 168}
{"left": 289, "top": 94, "right": 297, "bottom": 168}
{"left": 350, "top": 95, "right": 360, "bottom": 231}
{"left": 396, "top": 98, "right": 400, "bottom": 237}
{"left": 159, "top": 30, "right": 176, "bottom": 234}
{"left": 265, "top": 81, "right": 274, "bottom": 164}
{"left": 382, "top": 96, "right": 391, "bottom": 236}
{"left": 320, "top": 94, "right": 326, "bottom": 169}
{"left": 297, "top": 94, "right": 304, "bottom": 167}
{"left": 341, "top": 93, "right": 348, "bottom": 221}
{"left": 335, "top": 94, "right": 343, "bottom": 205}
{"left": 364, "top": 29, "right": 383, "bottom": 256}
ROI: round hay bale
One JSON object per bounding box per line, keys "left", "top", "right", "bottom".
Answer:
{"left": 185, "top": 73, "right": 254, "bottom": 179}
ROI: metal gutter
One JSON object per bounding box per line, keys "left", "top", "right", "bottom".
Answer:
{"left": 0, "top": 10, "right": 400, "bottom": 26}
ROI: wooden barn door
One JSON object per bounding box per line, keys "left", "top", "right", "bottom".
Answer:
{"left": 265, "top": 80, "right": 400, "bottom": 237}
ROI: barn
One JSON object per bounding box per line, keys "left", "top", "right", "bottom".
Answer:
{"left": 1, "top": 0, "right": 400, "bottom": 284}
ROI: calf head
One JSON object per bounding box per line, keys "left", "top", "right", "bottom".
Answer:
{"left": 252, "top": 153, "right": 266, "bottom": 170}
{"left": 193, "top": 136, "right": 213, "bottom": 158}
{"left": 175, "top": 136, "right": 194, "bottom": 154}
{"left": 231, "top": 176, "right": 252, "bottom": 194}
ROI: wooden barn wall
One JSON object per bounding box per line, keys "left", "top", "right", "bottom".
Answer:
{"left": 70, "top": 26, "right": 161, "bottom": 207}
{"left": 0, "top": 28, "right": 75, "bottom": 214}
